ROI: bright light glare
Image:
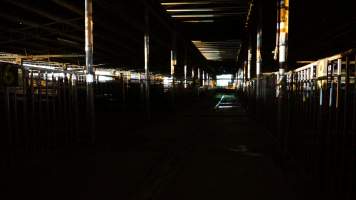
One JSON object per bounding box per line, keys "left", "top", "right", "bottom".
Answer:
{"left": 130, "top": 72, "right": 141, "bottom": 80}
{"left": 98, "top": 75, "right": 113, "bottom": 83}
{"left": 24, "top": 63, "right": 61, "bottom": 70}
{"left": 163, "top": 77, "right": 173, "bottom": 86}
{"left": 216, "top": 74, "right": 233, "bottom": 87}
{"left": 86, "top": 74, "right": 94, "bottom": 83}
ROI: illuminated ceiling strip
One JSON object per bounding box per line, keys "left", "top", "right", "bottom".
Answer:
{"left": 166, "top": 7, "right": 247, "bottom": 12}
{"left": 0, "top": 54, "right": 84, "bottom": 60}
{"left": 167, "top": 8, "right": 214, "bottom": 12}
{"left": 192, "top": 40, "right": 241, "bottom": 61}
{"left": 172, "top": 14, "right": 214, "bottom": 18}
{"left": 161, "top": 1, "right": 239, "bottom": 6}
{"left": 183, "top": 20, "right": 215, "bottom": 23}
{"left": 172, "top": 13, "right": 245, "bottom": 18}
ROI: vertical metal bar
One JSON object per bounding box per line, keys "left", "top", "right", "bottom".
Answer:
{"left": 256, "top": 1, "right": 263, "bottom": 98}
{"left": 344, "top": 56, "right": 350, "bottom": 134}
{"left": 144, "top": 16, "right": 149, "bottom": 80}
{"left": 5, "top": 87, "right": 11, "bottom": 145}
{"left": 121, "top": 74, "right": 126, "bottom": 105}
{"left": 198, "top": 68, "right": 200, "bottom": 81}
{"left": 336, "top": 59, "right": 342, "bottom": 109}
{"left": 51, "top": 73, "right": 57, "bottom": 147}
{"left": 86, "top": 83, "right": 95, "bottom": 144}
{"left": 63, "top": 74, "right": 68, "bottom": 144}
{"left": 45, "top": 72, "right": 50, "bottom": 148}
{"left": 191, "top": 67, "right": 195, "bottom": 80}
{"left": 22, "top": 63, "right": 28, "bottom": 149}
{"left": 352, "top": 55, "right": 356, "bottom": 199}
{"left": 243, "top": 60, "right": 247, "bottom": 85}
{"left": 274, "top": 0, "right": 280, "bottom": 61}
{"left": 73, "top": 75, "right": 79, "bottom": 143}
{"left": 144, "top": 8, "right": 150, "bottom": 119}
{"left": 184, "top": 45, "right": 188, "bottom": 87}
{"left": 343, "top": 55, "right": 351, "bottom": 199}
{"left": 38, "top": 72, "right": 43, "bottom": 149}
{"left": 247, "top": 46, "right": 252, "bottom": 81}
{"left": 85, "top": 0, "right": 94, "bottom": 78}
{"left": 30, "top": 71, "right": 35, "bottom": 149}
{"left": 13, "top": 86, "right": 18, "bottom": 145}
{"left": 328, "top": 63, "right": 334, "bottom": 108}
{"left": 352, "top": 55, "right": 356, "bottom": 131}
{"left": 170, "top": 50, "right": 174, "bottom": 77}
{"left": 276, "top": 0, "right": 289, "bottom": 154}
{"left": 171, "top": 32, "right": 177, "bottom": 79}
{"left": 278, "top": 0, "right": 289, "bottom": 66}
{"left": 342, "top": 56, "right": 350, "bottom": 194}
{"left": 85, "top": 0, "right": 95, "bottom": 144}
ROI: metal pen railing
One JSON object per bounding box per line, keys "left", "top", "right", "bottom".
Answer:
{"left": 0, "top": 68, "right": 95, "bottom": 151}
{"left": 239, "top": 49, "right": 356, "bottom": 199}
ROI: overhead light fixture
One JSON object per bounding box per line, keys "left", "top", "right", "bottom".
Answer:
{"left": 172, "top": 14, "right": 214, "bottom": 18}
{"left": 161, "top": 1, "right": 239, "bottom": 6}
{"left": 172, "top": 13, "right": 245, "bottom": 18}
{"left": 167, "top": 8, "right": 214, "bottom": 12}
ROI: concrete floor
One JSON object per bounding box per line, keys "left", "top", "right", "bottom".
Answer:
{"left": 1, "top": 89, "right": 303, "bottom": 200}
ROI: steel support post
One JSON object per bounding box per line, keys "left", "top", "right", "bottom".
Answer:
{"left": 276, "top": 0, "right": 290, "bottom": 154}
{"left": 85, "top": 0, "right": 94, "bottom": 81}
{"left": 256, "top": 1, "right": 263, "bottom": 98}
{"left": 144, "top": 8, "right": 150, "bottom": 119}
{"left": 85, "top": 0, "right": 95, "bottom": 142}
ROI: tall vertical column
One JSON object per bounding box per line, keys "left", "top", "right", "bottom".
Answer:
{"left": 274, "top": 0, "right": 280, "bottom": 61}
{"left": 144, "top": 12, "right": 149, "bottom": 80}
{"left": 276, "top": 0, "right": 290, "bottom": 154}
{"left": 278, "top": 0, "right": 289, "bottom": 83}
{"left": 171, "top": 33, "right": 177, "bottom": 78}
{"left": 184, "top": 47, "right": 187, "bottom": 87}
{"left": 144, "top": 8, "right": 150, "bottom": 119}
{"left": 170, "top": 50, "right": 176, "bottom": 77}
{"left": 85, "top": 0, "right": 94, "bottom": 81}
{"left": 247, "top": 48, "right": 252, "bottom": 80}
{"left": 243, "top": 60, "right": 247, "bottom": 83}
{"left": 256, "top": 8, "right": 262, "bottom": 77}
{"left": 184, "top": 65, "right": 187, "bottom": 80}
{"left": 256, "top": 1, "right": 263, "bottom": 97}
{"left": 85, "top": 0, "right": 95, "bottom": 142}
